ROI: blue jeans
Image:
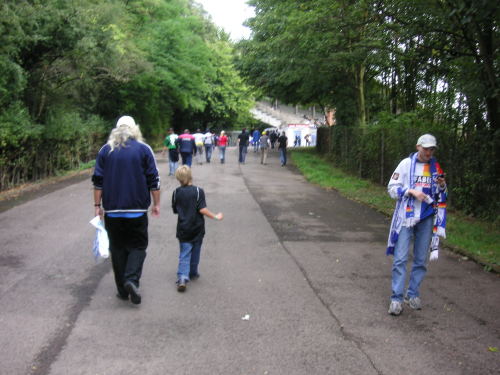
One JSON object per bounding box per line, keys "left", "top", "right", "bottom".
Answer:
{"left": 391, "top": 215, "right": 434, "bottom": 302}
{"left": 279, "top": 148, "right": 287, "bottom": 165}
{"left": 180, "top": 152, "right": 192, "bottom": 167}
{"left": 196, "top": 146, "right": 204, "bottom": 164}
{"left": 219, "top": 146, "right": 226, "bottom": 162}
{"left": 177, "top": 240, "right": 202, "bottom": 282}
{"left": 168, "top": 149, "right": 179, "bottom": 175}
{"left": 253, "top": 140, "right": 259, "bottom": 152}
{"left": 169, "top": 160, "right": 178, "bottom": 176}
{"left": 239, "top": 145, "right": 248, "bottom": 163}
{"left": 205, "top": 145, "right": 212, "bottom": 162}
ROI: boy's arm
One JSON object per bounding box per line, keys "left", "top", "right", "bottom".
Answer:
{"left": 199, "top": 207, "right": 223, "bottom": 221}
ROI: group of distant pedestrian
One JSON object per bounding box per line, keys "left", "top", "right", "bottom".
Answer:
{"left": 237, "top": 128, "right": 288, "bottom": 166}
{"left": 162, "top": 128, "right": 230, "bottom": 172}
{"left": 163, "top": 127, "right": 290, "bottom": 173}
{"left": 247, "top": 129, "right": 280, "bottom": 151}
{"left": 92, "top": 115, "right": 447, "bottom": 318}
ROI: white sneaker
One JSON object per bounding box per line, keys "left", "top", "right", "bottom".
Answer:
{"left": 388, "top": 300, "right": 403, "bottom": 316}
{"left": 404, "top": 296, "right": 422, "bottom": 310}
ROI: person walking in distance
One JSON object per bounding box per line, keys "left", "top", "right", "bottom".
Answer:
{"left": 270, "top": 131, "right": 278, "bottom": 149}
{"left": 238, "top": 128, "right": 250, "bottom": 164}
{"left": 92, "top": 115, "right": 161, "bottom": 305}
{"left": 386, "top": 134, "right": 447, "bottom": 316}
{"left": 193, "top": 129, "right": 205, "bottom": 165}
{"left": 259, "top": 131, "right": 270, "bottom": 165}
{"left": 162, "top": 128, "right": 179, "bottom": 176}
{"left": 277, "top": 131, "right": 288, "bottom": 166}
{"left": 218, "top": 130, "right": 228, "bottom": 163}
{"left": 203, "top": 129, "right": 214, "bottom": 163}
{"left": 176, "top": 129, "right": 196, "bottom": 167}
{"left": 172, "top": 166, "right": 223, "bottom": 292}
{"left": 252, "top": 128, "right": 261, "bottom": 152}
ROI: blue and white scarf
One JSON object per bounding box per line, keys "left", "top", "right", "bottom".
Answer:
{"left": 386, "top": 153, "right": 447, "bottom": 256}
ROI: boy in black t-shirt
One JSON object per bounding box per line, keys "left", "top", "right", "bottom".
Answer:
{"left": 172, "top": 166, "right": 223, "bottom": 292}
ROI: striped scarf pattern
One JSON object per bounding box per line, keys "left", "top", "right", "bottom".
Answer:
{"left": 386, "top": 153, "right": 447, "bottom": 256}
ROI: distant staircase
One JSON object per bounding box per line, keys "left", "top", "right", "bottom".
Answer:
{"left": 251, "top": 101, "right": 312, "bottom": 128}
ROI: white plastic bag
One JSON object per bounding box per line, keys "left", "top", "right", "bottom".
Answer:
{"left": 89, "top": 216, "right": 110, "bottom": 262}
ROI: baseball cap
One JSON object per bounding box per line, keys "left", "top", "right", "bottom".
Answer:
{"left": 116, "top": 115, "right": 136, "bottom": 128}
{"left": 417, "top": 134, "right": 437, "bottom": 148}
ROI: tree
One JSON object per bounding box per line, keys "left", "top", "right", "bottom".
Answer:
{"left": 240, "top": 0, "right": 382, "bottom": 126}
{"left": 0, "top": 0, "right": 256, "bottom": 189}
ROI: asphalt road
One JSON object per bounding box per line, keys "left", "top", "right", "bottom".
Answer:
{"left": 0, "top": 147, "right": 498, "bottom": 375}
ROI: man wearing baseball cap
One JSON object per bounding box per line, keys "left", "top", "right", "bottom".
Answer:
{"left": 92, "top": 115, "right": 161, "bottom": 305}
{"left": 386, "top": 134, "right": 447, "bottom": 315}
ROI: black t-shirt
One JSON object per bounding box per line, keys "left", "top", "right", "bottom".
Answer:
{"left": 278, "top": 135, "right": 287, "bottom": 149}
{"left": 238, "top": 132, "right": 249, "bottom": 146}
{"left": 172, "top": 185, "right": 207, "bottom": 242}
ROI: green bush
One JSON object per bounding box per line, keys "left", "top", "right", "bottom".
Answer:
{"left": 0, "top": 105, "right": 107, "bottom": 190}
{"left": 0, "top": 103, "right": 43, "bottom": 188}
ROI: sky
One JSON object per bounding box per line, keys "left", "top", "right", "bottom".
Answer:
{"left": 196, "top": 0, "right": 255, "bottom": 41}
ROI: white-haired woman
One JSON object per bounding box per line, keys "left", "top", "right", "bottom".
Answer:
{"left": 106, "top": 115, "right": 144, "bottom": 151}
{"left": 92, "top": 115, "right": 160, "bottom": 305}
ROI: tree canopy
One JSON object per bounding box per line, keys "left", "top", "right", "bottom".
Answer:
{"left": 0, "top": 0, "right": 255, "bottom": 190}
{"left": 0, "top": 0, "right": 254, "bottom": 141}
{"left": 238, "top": 0, "right": 499, "bottom": 219}
{"left": 239, "top": 0, "right": 498, "bottom": 131}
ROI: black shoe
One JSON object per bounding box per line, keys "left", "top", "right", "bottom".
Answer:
{"left": 116, "top": 285, "right": 129, "bottom": 300}
{"left": 124, "top": 281, "right": 141, "bottom": 304}
{"left": 177, "top": 280, "right": 187, "bottom": 292}
{"left": 116, "top": 292, "right": 128, "bottom": 301}
{"left": 189, "top": 273, "right": 200, "bottom": 281}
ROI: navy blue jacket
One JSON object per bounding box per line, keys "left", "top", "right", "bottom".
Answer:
{"left": 176, "top": 133, "right": 196, "bottom": 154}
{"left": 92, "top": 139, "right": 160, "bottom": 213}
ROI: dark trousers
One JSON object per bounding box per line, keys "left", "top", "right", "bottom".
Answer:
{"left": 205, "top": 145, "right": 213, "bottom": 162}
{"left": 279, "top": 148, "right": 287, "bottom": 165}
{"left": 239, "top": 145, "right": 247, "bottom": 163}
{"left": 181, "top": 152, "right": 193, "bottom": 166}
{"left": 105, "top": 215, "right": 148, "bottom": 295}
{"left": 168, "top": 149, "right": 179, "bottom": 162}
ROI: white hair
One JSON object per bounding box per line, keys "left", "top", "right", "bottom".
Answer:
{"left": 107, "top": 116, "right": 144, "bottom": 152}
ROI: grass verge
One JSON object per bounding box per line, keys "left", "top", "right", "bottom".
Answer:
{"left": 291, "top": 149, "right": 500, "bottom": 272}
